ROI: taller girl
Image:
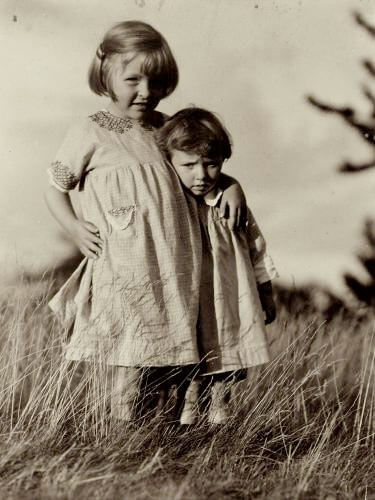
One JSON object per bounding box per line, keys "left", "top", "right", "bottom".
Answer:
{"left": 45, "top": 21, "right": 244, "bottom": 418}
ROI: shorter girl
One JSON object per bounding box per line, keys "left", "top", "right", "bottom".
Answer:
{"left": 157, "top": 107, "right": 278, "bottom": 424}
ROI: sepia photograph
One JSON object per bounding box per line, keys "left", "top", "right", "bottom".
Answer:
{"left": 1, "top": 0, "right": 375, "bottom": 498}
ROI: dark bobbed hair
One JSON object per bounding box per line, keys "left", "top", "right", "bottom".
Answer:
{"left": 88, "top": 21, "right": 179, "bottom": 101}
{"left": 157, "top": 107, "right": 232, "bottom": 161}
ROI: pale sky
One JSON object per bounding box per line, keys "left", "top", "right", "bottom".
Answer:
{"left": 1, "top": 0, "right": 375, "bottom": 294}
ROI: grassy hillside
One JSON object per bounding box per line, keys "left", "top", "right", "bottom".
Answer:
{"left": 0, "top": 277, "right": 373, "bottom": 499}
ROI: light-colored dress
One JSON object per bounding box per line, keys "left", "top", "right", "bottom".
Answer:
{"left": 196, "top": 190, "right": 278, "bottom": 375}
{"left": 48, "top": 110, "right": 202, "bottom": 367}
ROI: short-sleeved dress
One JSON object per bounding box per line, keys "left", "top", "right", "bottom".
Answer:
{"left": 48, "top": 110, "right": 202, "bottom": 367}
{"left": 196, "top": 190, "right": 278, "bottom": 376}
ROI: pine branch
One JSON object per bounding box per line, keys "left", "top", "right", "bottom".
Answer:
{"left": 307, "top": 96, "right": 353, "bottom": 116}
{"left": 354, "top": 11, "right": 375, "bottom": 38}
{"left": 364, "top": 218, "right": 375, "bottom": 248}
{"left": 344, "top": 274, "right": 375, "bottom": 306}
{"left": 310, "top": 11, "right": 375, "bottom": 305}
{"left": 307, "top": 95, "right": 375, "bottom": 146}
{"left": 362, "top": 84, "right": 375, "bottom": 118}
{"left": 362, "top": 59, "right": 375, "bottom": 78}
{"left": 358, "top": 256, "right": 375, "bottom": 281}
{"left": 339, "top": 159, "right": 375, "bottom": 173}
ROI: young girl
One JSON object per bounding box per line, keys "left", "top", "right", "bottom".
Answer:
{"left": 45, "top": 21, "right": 246, "bottom": 422}
{"left": 157, "top": 107, "right": 278, "bottom": 424}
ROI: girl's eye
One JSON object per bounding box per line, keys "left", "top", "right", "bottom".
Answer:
{"left": 125, "top": 77, "right": 140, "bottom": 83}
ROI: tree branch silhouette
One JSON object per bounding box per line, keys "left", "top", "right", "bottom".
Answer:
{"left": 338, "top": 159, "right": 375, "bottom": 173}
{"left": 363, "top": 59, "right": 375, "bottom": 78}
{"left": 362, "top": 84, "right": 375, "bottom": 118}
{"left": 307, "top": 12, "right": 375, "bottom": 306}
{"left": 307, "top": 11, "right": 375, "bottom": 174}
{"left": 354, "top": 11, "right": 375, "bottom": 38}
{"left": 307, "top": 96, "right": 375, "bottom": 148}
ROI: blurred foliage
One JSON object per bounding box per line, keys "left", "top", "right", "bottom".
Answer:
{"left": 273, "top": 281, "right": 367, "bottom": 325}
{"left": 307, "top": 11, "right": 375, "bottom": 173}
{"left": 343, "top": 218, "right": 375, "bottom": 306}
{"left": 307, "top": 11, "right": 375, "bottom": 306}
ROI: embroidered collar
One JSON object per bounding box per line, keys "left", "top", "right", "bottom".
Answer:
{"left": 89, "top": 109, "right": 154, "bottom": 133}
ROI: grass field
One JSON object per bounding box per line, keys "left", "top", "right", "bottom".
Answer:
{"left": 0, "top": 277, "right": 374, "bottom": 499}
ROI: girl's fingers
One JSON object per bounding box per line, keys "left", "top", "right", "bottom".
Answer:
{"left": 265, "top": 307, "right": 276, "bottom": 324}
{"left": 87, "top": 249, "right": 99, "bottom": 259}
{"left": 87, "top": 241, "right": 102, "bottom": 254}
{"left": 85, "top": 245, "right": 101, "bottom": 259}
{"left": 91, "top": 234, "right": 103, "bottom": 246}
{"left": 83, "top": 221, "right": 100, "bottom": 235}
{"left": 79, "top": 245, "right": 98, "bottom": 259}
{"left": 82, "top": 226, "right": 102, "bottom": 245}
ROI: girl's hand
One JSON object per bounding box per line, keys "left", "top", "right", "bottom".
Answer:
{"left": 71, "top": 220, "right": 103, "bottom": 259}
{"left": 219, "top": 174, "right": 247, "bottom": 231}
{"left": 257, "top": 281, "right": 276, "bottom": 325}
{"left": 44, "top": 186, "right": 103, "bottom": 259}
{"left": 262, "top": 295, "right": 276, "bottom": 325}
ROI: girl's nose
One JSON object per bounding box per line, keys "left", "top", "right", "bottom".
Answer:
{"left": 195, "top": 164, "right": 207, "bottom": 180}
{"left": 138, "top": 77, "right": 150, "bottom": 99}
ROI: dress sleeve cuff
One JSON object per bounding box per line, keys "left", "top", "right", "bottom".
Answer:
{"left": 47, "top": 161, "right": 79, "bottom": 192}
{"left": 47, "top": 168, "right": 69, "bottom": 193}
{"left": 254, "top": 254, "right": 279, "bottom": 284}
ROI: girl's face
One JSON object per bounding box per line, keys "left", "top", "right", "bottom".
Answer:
{"left": 109, "top": 53, "right": 162, "bottom": 120}
{"left": 170, "top": 149, "right": 223, "bottom": 197}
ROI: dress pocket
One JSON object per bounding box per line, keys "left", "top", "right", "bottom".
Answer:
{"left": 107, "top": 205, "right": 137, "bottom": 234}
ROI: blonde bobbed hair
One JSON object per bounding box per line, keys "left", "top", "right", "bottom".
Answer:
{"left": 88, "top": 21, "right": 179, "bottom": 101}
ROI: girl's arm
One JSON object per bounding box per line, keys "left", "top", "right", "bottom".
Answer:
{"left": 44, "top": 186, "right": 103, "bottom": 260}
{"left": 218, "top": 174, "right": 247, "bottom": 230}
{"left": 257, "top": 281, "right": 276, "bottom": 325}
{"left": 246, "top": 208, "right": 278, "bottom": 324}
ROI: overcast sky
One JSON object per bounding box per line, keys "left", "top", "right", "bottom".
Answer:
{"left": 1, "top": 0, "right": 375, "bottom": 294}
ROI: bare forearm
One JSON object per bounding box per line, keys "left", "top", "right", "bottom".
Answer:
{"left": 257, "top": 281, "right": 273, "bottom": 297}
{"left": 257, "top": 281, "right": 276, "bottom": 325}
{"left": 44, "top": 186, "right": 102, "bottom": 259}
{"left": 44, "top": 186, "right": 79, "bottom": 235}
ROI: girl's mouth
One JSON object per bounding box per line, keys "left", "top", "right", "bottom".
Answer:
{"left": 192, "top": 185, "right": 209, "bottom": 192}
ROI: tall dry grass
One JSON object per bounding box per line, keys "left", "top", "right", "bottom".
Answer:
{"left": 0, "top": 276, "right": 374, "bottom": 499}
